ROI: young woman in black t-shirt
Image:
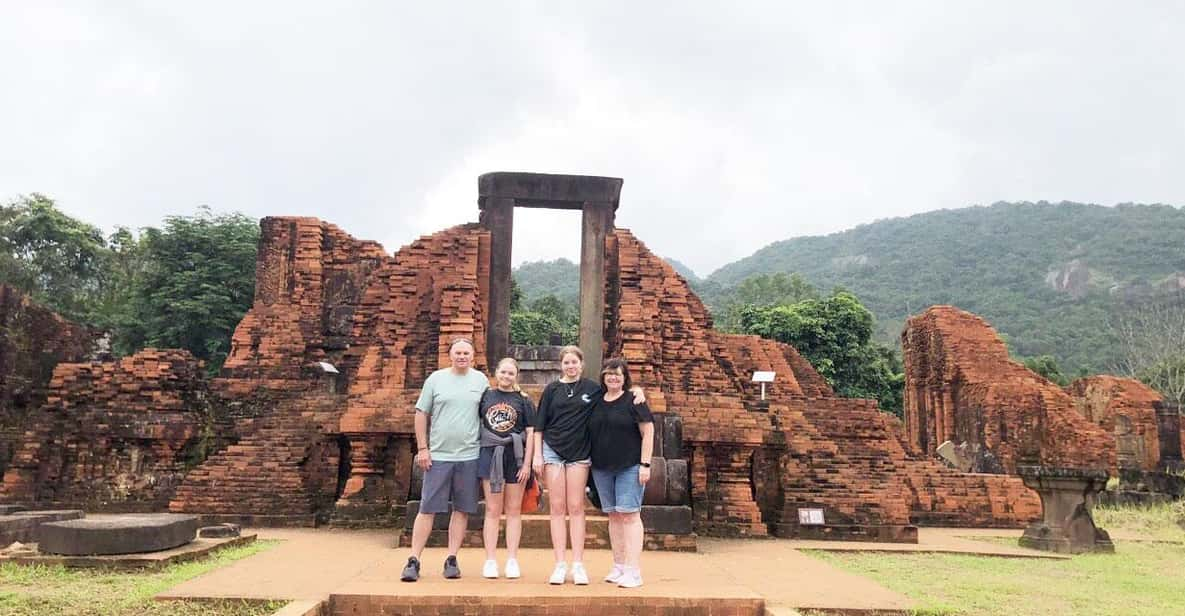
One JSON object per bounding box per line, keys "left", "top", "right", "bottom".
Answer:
{"left": 531, "top": 345, "right": 598, "bottom": 585}
{"left": 588, "top": 358, "right": 653, "bottom": 588}
{"left": 477, "top": 358, "right": 535, "bottom": 580}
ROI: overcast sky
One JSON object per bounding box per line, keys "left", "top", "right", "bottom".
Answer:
{"left": 2, "top": 2, "right": 1183, "bottom": 277}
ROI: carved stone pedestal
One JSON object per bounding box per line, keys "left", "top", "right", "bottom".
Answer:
{"left": 1017, "top": 466, "right": 1114, "bottom": 554}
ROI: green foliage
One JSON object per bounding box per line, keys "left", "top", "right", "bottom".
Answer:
{"left": 1, "top": 196, "right": 258, "bottom": 373}
{"left": 119, "top": 208, "right": 258, "bottom": 371}
{"left": 509, "top": 311, "right": 562, "bottom": 345}
{"left": 708, "top": 202, "right": 1185, "bottom": 372}
{"left": 0, "top": 194, "right": 108, "bottom": 322}
{"left": 738, "top": 291, "right": 904, "bottom": 415}
{"left": 1020, "top": 354, "right": 1068, "bottom": 386}
{"left": 512, "top": 258, "right": 579, "bottom": 306}
{"left": 509, "top": 277, "right": 523, "bottom": 311}
{"left": 715, "top": 272, "right": 819, "bottom": 331}
{"left": 510, "top": 292, "right": 578, "bottom": 346}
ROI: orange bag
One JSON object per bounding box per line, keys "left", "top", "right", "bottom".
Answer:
{"left": 521, "top": 473, "right": 541, "bottom": 514}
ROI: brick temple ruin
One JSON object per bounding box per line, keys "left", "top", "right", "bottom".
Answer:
{"left": 11, "top": 172, "right": 1181, "bottom": 547}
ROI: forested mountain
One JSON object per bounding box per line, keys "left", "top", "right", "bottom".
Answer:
{"left": 512, "top": 258, "right": 579, "bottom": 306}
{"left": 512, "top": 202, "right": 1184, "bottom": 374}
{"left": 707, "top": 202, "right": 1185, "bottom": 373}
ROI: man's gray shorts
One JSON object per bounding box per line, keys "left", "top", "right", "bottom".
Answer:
{"left": 419, "top": 459, "right": 480, "bottom": 514}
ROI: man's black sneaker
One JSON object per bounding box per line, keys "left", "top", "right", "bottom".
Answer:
{"left": 443, "top": 555, "right": 461, "bottom": 579}
{"left": 400, "top": 556, "right": 420, "bottom": 582}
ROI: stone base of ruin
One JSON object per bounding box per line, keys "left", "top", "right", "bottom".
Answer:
{"left": 6, "top": 534, "right": 255, "bottom": 570}
{"left": 37, "top": 513, "right": 200, "bottom": 556}
{"left": 327, "top": 503, "right": 401, "bottom": 528}
{"left": 0, "top": 510, "right": 84, "bottom": 545}
{"left": 1017, "top": 466, "right": 1114, "bottom": 555}
{"left": 773, "top": 523, "right": 919, "bottom": 543}
{"left": 193, "top": 513, "right": 319, "bottom": 528}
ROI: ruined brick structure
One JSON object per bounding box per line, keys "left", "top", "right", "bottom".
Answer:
{"left": 1066, "top": 376, "right": 1163, "bottom": 472}
{"left": 1, "top": 349, "right": 207, "bottom": 510}
{"left": 2, "top": 185, "right": 1046, "bottom": 537}
{"left": 902, "top": 306, "right": 1117, "bottom": 473}
{"left": 0, "top": 285, "right": 95, "bottom": 476}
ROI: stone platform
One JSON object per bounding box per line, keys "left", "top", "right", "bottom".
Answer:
{"left": 0, "top": 509, "right": 84, "bottom": 545}
{"left": 159, "top": 526, "right": 1066, "bottom": 615}
{"left": 3, "top": 533, "right": 256, "bottom": 570}
{"left": 37, "top": 513, "right": 200, "bottom": 555}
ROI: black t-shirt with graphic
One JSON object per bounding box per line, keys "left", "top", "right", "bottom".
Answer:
{"left": 533, "top": 378, "right": 601, "bottom": 462}
{"left": 480, "top": 388, "right": 534, "bottom": 438}
{"left": 588, "top": 394, "right": 654, "bottom": 471}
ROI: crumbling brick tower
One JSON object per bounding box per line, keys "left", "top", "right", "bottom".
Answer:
{"left": 901, "top": 306, "right": 1116, "bottom": 473}
{"left": 0, "top": 285, "right": 95, "bottom": 477}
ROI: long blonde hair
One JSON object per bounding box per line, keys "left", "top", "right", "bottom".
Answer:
{"left": 496, "top": 357, "right": 523, "bottom": 393}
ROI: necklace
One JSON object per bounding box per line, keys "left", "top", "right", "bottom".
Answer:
{"left": 561, "top": 380, "right": 577, "bottom": 398}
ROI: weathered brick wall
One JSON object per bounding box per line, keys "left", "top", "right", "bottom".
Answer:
{"left": 1066, "top": 376, "right": 1162, "bottom": 472}
{"left": 902, "top": 306, "right": 1116, "bottom": 473}
{"left": 3, "top": 216, "right": 1045, "bottom": 531}
{"left": 0, "top": 349, "right": 207, "bottom": 510}
{"left": 0, "top": 285, "right": 95, "bottom": 475}
{"left": 172, "top": 218, "right": 491, "bottom": 521}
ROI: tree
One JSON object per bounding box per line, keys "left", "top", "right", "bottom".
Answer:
{"left": 1113, "top": 297, "right": 1185, "bottom": 405}
{"left": 1020, "top": 355, "right": 1068, "bottom": 386}
{"left": 509, "top": 311, "right": 561, "bottom": 345}
{"left": 121, "top": 208, "right": 259, "bottom": 371}
{"left": 714, "top": 272, "right": 818, "bottom": 331}
{"left": 738, "top": 291, "right": 904, "bottom": 415}
{"left": 0, "top": 194, "right": 109, "bottom": 322}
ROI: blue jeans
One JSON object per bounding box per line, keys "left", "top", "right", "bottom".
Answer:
{"left": 591, "top": 465, "right": 644, "bottom": 513}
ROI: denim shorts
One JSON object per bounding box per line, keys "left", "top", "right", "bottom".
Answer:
{"left": 541, "top": 441, "right": 590, "bottom": 466}
{"left": 590, "top": 465, "right": 644, "bottom": 513}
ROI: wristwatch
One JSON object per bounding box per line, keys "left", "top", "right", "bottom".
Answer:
{"left": 640, "top": 462, "right": 651, "bottom": 468}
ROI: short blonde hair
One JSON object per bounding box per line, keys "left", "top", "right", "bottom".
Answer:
{"left": 448, "top": 337, "right": 475, "bottom": 351}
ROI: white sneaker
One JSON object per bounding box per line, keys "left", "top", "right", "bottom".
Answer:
{"left": 604, "top": 563, "right": 624, "bottom": 583}
{"left": 571, "top": 561, "right": 589, "bottom": 585}
{"left": 504, "top": 558, "right": 521, "bottom": 579}
{"left": 482, "top": 559, "right": 499, "bottom": 579}
{"left": 617, "top": 567, "right": 643, "bottom": 588}
{"left": 548, "top": 561, "right": 568, "bottom": 585}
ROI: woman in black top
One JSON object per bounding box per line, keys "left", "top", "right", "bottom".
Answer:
{"left": 588, "top": 358, "right": 653, "bottom": 589}
{"left": 531, "top": 345, "right": 598, "bottom": 585}
{"left": 531, "top": 346, "right": 646, "bottom": 586}
{"left": 477, "top": 358, "right": 535, "bottom": 580}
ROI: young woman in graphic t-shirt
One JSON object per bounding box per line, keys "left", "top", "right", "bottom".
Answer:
{"left": 531, "top": 345, "right": 644, "bottom": 586}
{"left": 476, "top": 357, "right": 535, "bottom": 580}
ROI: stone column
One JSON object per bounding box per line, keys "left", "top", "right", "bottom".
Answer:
{"left": 482, "top": 198, "right": 514, "bottom": 366}
{"left": 579, "top": 201, "right": 613, "bottom": 378}
{"left": 1017, "top": 465, "right": 1113, "bottom": 554}
{"left": 1155, "top": 402, "right": 1182, "bottom": 468}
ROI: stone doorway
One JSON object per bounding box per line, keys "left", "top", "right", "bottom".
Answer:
{"left": 478, "top": 172, "right": 622, "bottom": 377}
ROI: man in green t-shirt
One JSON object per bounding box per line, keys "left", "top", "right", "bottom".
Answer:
{"left": 401, "top": 338, "right": 488, "bottom": 582}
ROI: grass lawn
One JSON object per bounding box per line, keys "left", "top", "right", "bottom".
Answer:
{"left": 806, "top": 503, "right": 1185, "bottom": 616}
{"left": 0, "top": 540, "right": 285, "bottom": 616}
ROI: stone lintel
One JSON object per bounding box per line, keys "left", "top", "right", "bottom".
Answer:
{"left": 478, "top": 172, "right": 622, "bottom": 210}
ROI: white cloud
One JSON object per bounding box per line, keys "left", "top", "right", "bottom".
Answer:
{"left": 2, "top": 1, "right": 1182, "bottom": 277}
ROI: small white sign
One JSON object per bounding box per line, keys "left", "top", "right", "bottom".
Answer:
{"left": 751, "top": 371, "right": 776, "bottom": 383}
{"left": 317, "top": 361, "right": 339, "bottom": 374}
{"left": 798, "top": 508, "right": 825, "bottom": 526}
